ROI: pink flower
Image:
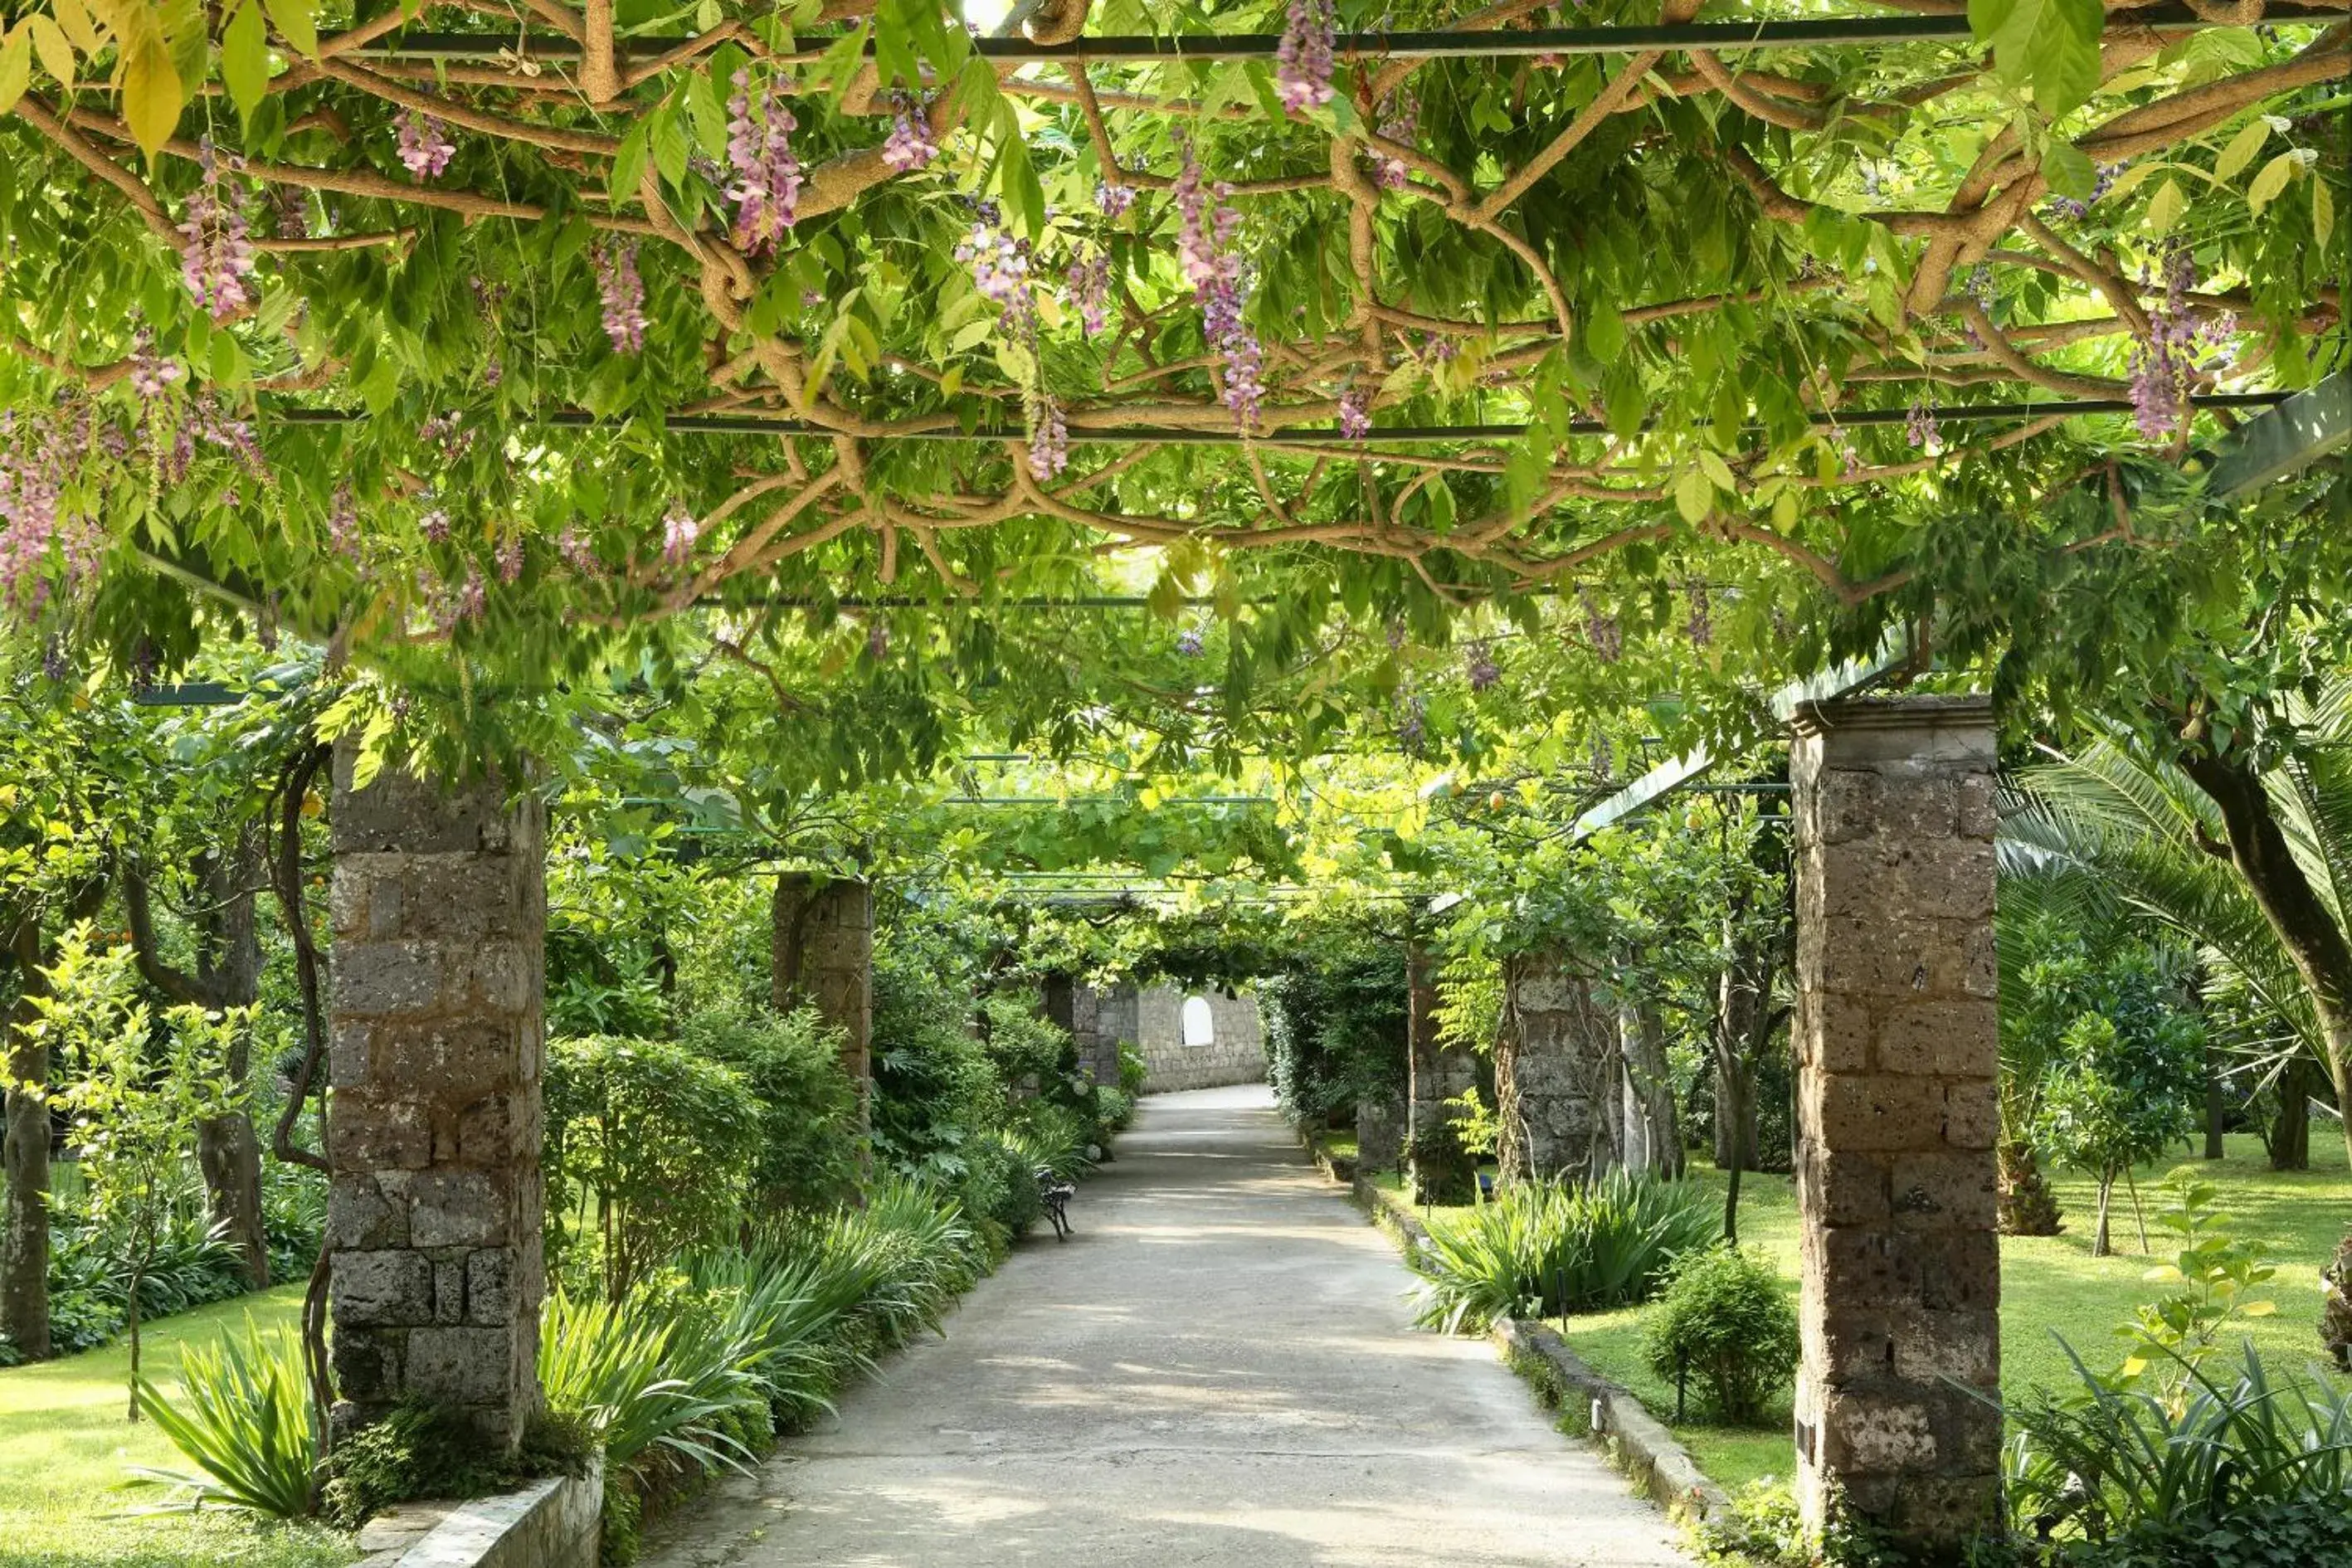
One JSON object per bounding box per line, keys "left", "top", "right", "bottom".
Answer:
{"left": 727, "top": 69, "right": 802, "bottom": 255}
{"left": 662, "top": 505, "right": 699, "bottom": 565}
{"left": 1338, "top": 388, "right": 1371, "bottom": 441}
{"left": 595, "top": 239, "right": 647, "bottom": 353}
{"left": 395, "top": 110, "right": 456, "bottom": 179}
{"left": 178, "top": 140, "right": 256, "bottom": 323}
{"left": 1274, "top": 0, "right": 1337, "bottom": 114}
{"left": 881, "top": 99, "right": 938, "bottom": 172}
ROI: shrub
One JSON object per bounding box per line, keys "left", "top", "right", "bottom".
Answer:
{"left": 546, "top": 1034, "right": 762, "bottom": 1293}
{"left": 679, "top": 1004, "right": 859, "bottom": 1212}
{"left": 1118, "top": 1044, "right": 1148, "bottom": 1098}
{"left": 132, "top": 1319, "right": 319, "bottom": 1519}
{"left": 1096, "top": 1085, "right": 1136, "bottom": 1133}
{"left": 1640, "top": 1246, "right": 1798, "bottom": 1424}
{"left": 1410, "top": 1169, "right": 1717, "bottom": 1332}
{"left": 319, "top": 1402, "right": 593, "bottom": 1528}
{"left": 261, "top": 1161, "right": 326, "bottom": 1283}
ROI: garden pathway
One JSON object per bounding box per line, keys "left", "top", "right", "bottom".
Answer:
{"left": 640, "top": 1083, "right": 1693, "bottom": 1568}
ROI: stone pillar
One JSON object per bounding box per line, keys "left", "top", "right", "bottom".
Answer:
{"left": 772, "top": 874, "right": 873, "bottom": 1152}
{"left": 1790, "top": 696, "right": 2002, "bottom": 1551}
{"left": 1405, "top": 935, "right": 1477, "bottom": 1204}
{"left": 1355, "top": 1093, "right": 1405, "bottom": 1176}
{"left": 1495, "top": 952, "right": 1609, "bottom": 1184}
{"left": 328, "top": 751, "right": 546, "bottom": 1449}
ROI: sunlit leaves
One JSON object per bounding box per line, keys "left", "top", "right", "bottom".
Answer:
{"left": 1969, "top": 0, "right": 2103, "bottom": 117}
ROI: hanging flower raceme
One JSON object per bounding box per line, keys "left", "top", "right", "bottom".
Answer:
{"left": 1096, "top": 180, "right": 1136, "bottom": 219}
{"left": 1578, "top": 585, "right": 1623, "bottom": 663}
{"left": 395, "top": 110, "right": 456, "bottom": 179}
{"left": 595, "top": 239, "right": 647, "bottom": 353}
{"left": 1683, "top": 579, "right": 1712, "bottom": 647}
{"left": 881, "top": 97, "right": 939, "bottom": 173}
{"left": 1463, "top": 639, "right": 1501, "bottom": 691}
{"left": 1904, "top": 401, "right": 1941, "bottom": 452}
{"left": 1371, "top": 92, "right": 1418, "bottom": 192}
{"left": 728, "top": 70, "right": 802, "bottom": 255}
{"left": 178, "top": 139, "right": 256, "bottom": 323}
{"left": 956, "top": 214, "right": 1035, "bottom": 327}
{"left": 420, "top": 505, "right": 451, "bottom": 543}
{"left": 329, "top": 483, "right": 361, "bottom": 561}
{"left": 1176, "top": 626, "right": 1205, "bottom": 656}
{"left": 1175, "top": 140, "right": 1264, "bottom": 430}
{"left": 1337, "top": 387, "right": 1371, "bottom": 441}
{"left": 0, "top": 411, "right": 71, "bottom": 613}
{"left": 1275, "top": 0, "right": 1337, "bottom": 114}
{"left": 1025, "top": 390, "right": 1069, "bottom": 481}
{"left": 128, "top": 329, "right": 183, "bottom": 400}
{"left": 662, "top": 505, "right": 699, "bottom": 565}
{"left": 1065, "top": 250, "right": 1111, "bottom": 336}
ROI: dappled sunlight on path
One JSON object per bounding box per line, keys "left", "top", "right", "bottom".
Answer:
{"left": 640, "top": 1084, "right": 1692, "bottom": 1568}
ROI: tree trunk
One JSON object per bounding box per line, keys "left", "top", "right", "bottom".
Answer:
{"left": 1997, "top": 1136, "right": 2064, "bottom": 1235}
{"left": 125, "top": 1259, "right": 142, "bottom": 1422}
{"left": 2271, "top": 1058, "right": 2315, "bottom": 1171}
{"left": 2, "top": 918, "right": 52, "bottom": 1361}
{"left": 126, "top": 830, "right": 270, "bottom": 1287}
{"left": 2205, "top": 1049, "right": 2228, "bottom": 1159}
{"left": 2091, "top": 1173, "right": 2114, "bottom": 1259}
{"left": 1619, "top": 996, "right": 1682, "bottom": 1178}
{"left": 1712, "top": 962, "right": 1760, "bottom": 1173}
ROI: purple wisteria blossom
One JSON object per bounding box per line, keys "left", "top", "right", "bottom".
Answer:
{"left": 1175, "top": 140, "right": 1264, "bottom": 429}
{"left": 1578, "top": 585, "right": 1622, "bottom": 663}
{"left": 1372, "top": 92, "right": 1418, "bottom": 192}
{"left": 1684, "top": 579, "right": 1712, "bottom": 647}
{"left": 728, "top": 69, "right": 803, "bottom": 255}
{"left": 1096, "top": 180, "right": 1136, "bottom": 219}
{"left": 1176, "top": 626, "right": 1205, "bottom": 656}
{"left": 663, "top": 505, "right": 699, "bottom": 565}
{"left": 396, "top": 110, "right": 456, "bottom": 178}
{"left": 1904, "top": 401, "right": 1941, "bottom": 452}
{"left": 1338, "top": 387, "right": 1371, "bottom": 441}
{"left": 595, "top": 239, "right": 647, "bottom": 353}
{"left": 1275, "top": 0, "right": 1337, "bottom": 114}
{"left": 1066, "top": 250, "right": 1111, "bottom": 336}
{"left": 179, "top": 140, "right": 256, "bottom": 323}
{"left": 882, "top": 98, "right": 939, "bottom": 173}
{"left": 1463, "top": 640, "right": 1501, "bottom": 691}
{"left": 1025, "top": 392, "right": 1069, "bottom": 480}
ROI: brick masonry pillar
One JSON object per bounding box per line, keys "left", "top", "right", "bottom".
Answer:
{"left": 772, "top": 874, "right": 874, "bottom": 1155}
{"left": 1405, "top": 934, "right": 1477, "bottom": 1204}
{"left": 1496, "top": 951, "right": 1611, "bottom": 1184}
{"left": 1790, "top": 695, "right": 2002, "bottom": 1550}
{"left": 327, "top": 750, "right": 546, "bottom": 1449}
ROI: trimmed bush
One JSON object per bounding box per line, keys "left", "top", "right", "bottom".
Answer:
{"left": 1640, "top": 1245, "right": 1798, "bottom": 1424}
{"left": 1410, "top": 1169, "right": 1717, "bottom": 1332}
{"left": 680, "top": 1004, "right": 859, "bottom": 1213}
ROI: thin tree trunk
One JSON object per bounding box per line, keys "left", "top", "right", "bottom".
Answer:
{"left": 1, "top": 923, "right": 52, "bottom": 1359}
{"left": 1632, "top": 998, "right": 1683, "bottom": 1178}
{"left": 2205, "top": 1050, "right": 2228, "bottom": 1160}
{"left": 2092, "top": 1174, "right": 2114, "bottom": 1259}
{"left": 126, "top": 1258, "right": 143, "bottom": 1422}
{"left": 2124, "top": 1164, "right": 2150, "bottom": 1254}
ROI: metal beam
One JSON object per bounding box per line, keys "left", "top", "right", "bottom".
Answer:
{"left": 2211, "top": 371, "right": 2351, "bottom": 500}
{"left": 343, "top": 5, "right": 2342, "bottom": 66}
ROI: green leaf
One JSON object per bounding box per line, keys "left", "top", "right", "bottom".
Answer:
{"left": 120, "top": 30, "right": 185, "bottom": 156}
{"left": 1972, "top": 0, "right": 2101, "bottom": 118}
{"left": 1584, "top": 304, "right": 1626, "bottom": 364}
{"left": 1673, "top": 468, "right": 1713, "bottom": 524}
{"left": 0, "top": 32, "right": 30, "bottom": 119}
{"left": 2315, "top": 178, "right": 2335, "bottom": 246}
{"left": 2043, "top": 140, "right": 2096, "bottom": 202}
{"left": 2245, "top": 152, "right": 2296, "bottom": 214}
{"left": 25, "top": 14, "right": 75, "bottom": 93}
{"left": 2214, "top": 118, "right": 2271, "bottom": 183}
{"left": 220, "top": 1, "right": 270, "bottom": 122}
{"left": 261, "top": 0, "right": 315, "bottom": 59}
{"left": 652, "top": 103, "right": 690, "bottom": 188}
{"left": 1697, "top": 449, "right": 1738, "bottom": 494}
{"left": 2145, "top": 178, "right": 2184, "bottom": 234}
{"left": 610, "top": 120, "right": 650, "bottom": 207}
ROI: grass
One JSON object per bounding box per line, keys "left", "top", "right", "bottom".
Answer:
{"left": 0, "top": 1284, "right": 353, "bottom": 1568}
{"left": 1534, "top": 1134, "right": 2352, "bottom": 1493}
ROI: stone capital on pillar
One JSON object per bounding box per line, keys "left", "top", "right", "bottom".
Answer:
{"left": 327, "top": 747, "right": 546, "bottom": 1450}
{"left": 1788, "top": 694, "right": 2003, "bottom": 1552}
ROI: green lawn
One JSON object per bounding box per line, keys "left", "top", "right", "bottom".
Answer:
{"left": 1536, "top": 1135, "right": 2352, "bottom": 1493}
{"left": 0, "top": 1285, "right": 353, "bottom": 1568}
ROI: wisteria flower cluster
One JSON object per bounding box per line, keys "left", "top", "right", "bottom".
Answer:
{"left": 1, "top": 411, "right": 76, "bottom": 611}
{"left": 1371, "top": 93, "right": 1418, "bottom": 192}
{"left": 1904, "top": 401, "right": 1941, "bottom": 453}
{"left": 1579, "top": 585, "right": 1623, "bottom": 663}
{"left": 396, "top": 110, "right": 456, "bottom": 179}
{"left": 595, "top": 239, "right": 647, "bottom": 353}
{"left": 1337, "top": 388, "right": 1371, "bottom": 441}
{"left": 1275, "top": 0, "right": 1337, "bottom": 114}
{"left": 662, "top": 505, "right": 699, "bottom": 566}
{"left": 2045, "top": 161, "right": 2123, "bottom": 221}
{"left": 1095, "top": 181, "right": 1136, "bottom": 220}
{"left": 1176, "top": 626, "right": 1205, "bottom": 656}
{"left": 1683, "top": 580, "right": 1712, "bottom": 648}
{"left": 178, "top": 140, "right": 256, "bottom": 323}
{"left": 2127, "top": 245, "right": 2228, "bottom": 444}
{"left": 728, "top": 69, "right": 803, "bottom": 256}
{"left": 128, "top": 329, "right": 183, "bottom": 400}
{"left": 329, "top": 483, "right": 361, "bottom": 562}
{"left": 1065, "top": 250, "right": 1112, "bottom": 337}
{"left": 882, "top": 97, "right": 940, "bottom": 173}
{"left": 1025, "top": 390, "right": 1069, "bottom": 480}
{"left": 1175, "top": 141, "right": 1264, "bottom": 428}
{"left": 1463, "top": 640, "right": 1501, "bottom": 691}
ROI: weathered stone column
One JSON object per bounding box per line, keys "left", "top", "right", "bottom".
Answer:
{"left": 1405, "top": 934, "right": 1477, "bottom": 1203}
{"left": 328, "top": 752, "right": 545, "bottom": 1449}
{"left": 772, "top": 874, "right": 874, "bottom": 1151}
{"left": 1355, "top": 1093, "right": 1405, "bottom": 1176}
{"left": 1495, "top": 952, "right": 1609, "bottom": 1184}
{"left": 1790, "top": 696, "right": 2002, "bottom": 1551}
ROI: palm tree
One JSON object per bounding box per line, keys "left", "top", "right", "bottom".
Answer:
{"left": 2000, "top": 694, "right": 2352, "bottom": 1366}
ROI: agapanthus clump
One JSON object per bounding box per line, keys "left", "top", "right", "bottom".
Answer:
{"left": 1275, "top": 0, "right": 1337, "bottom": 114}
{"left": 1095, "top": 180, "right": 1136, "bottom": 219}
{"left": 1066, "top": 249, "right": 1112, "bottom": 336}
{"left": 1463, "top": 640, "right": 1501, "bottom": 691}
{"left": 881, "top": 97, "right": 939, "bottom": 173}
{"left": 662, "top": 505, "right": 699, "bottom": 565}
{"left": 1338, "top": 388, "right": 1371, "bottom": 441}
{"left": 178, "top": 140, "right": 256, "bottom": 323}
{"left": 1371, "top": 92, "right": 1418, "bottom": 192}
{"left": 395, "top": 110, "right": 456, "bottom": 179}
{"left": 594, "top": 239, "right": 647, "bottom": 353}
{"left": 727, "top": 69, "right": 802, "bottom": 255}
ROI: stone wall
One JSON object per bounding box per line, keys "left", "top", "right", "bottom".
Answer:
{"left": 355, "top": 1464, "right": 602, "bottom": 1568}
{"left": 1134, "top": 985, "right": 1265, "bottom": 1093}
{"left": 328, "top": 752, "right": 546, "bottom": 1449}
{"left": 1042, "top": 976, "right": 1130, "bottom": 1089}
{"left": 1789, "top": 695, "right": 2003, "bottom": 1550}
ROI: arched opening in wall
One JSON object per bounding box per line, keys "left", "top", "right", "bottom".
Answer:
{"left": 1181, "top": 995, "right": 1216, "bottom": 1048}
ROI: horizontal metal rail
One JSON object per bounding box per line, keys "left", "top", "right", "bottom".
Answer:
{"left": 343, "top": 4, "right": 2343, "bottom": 66}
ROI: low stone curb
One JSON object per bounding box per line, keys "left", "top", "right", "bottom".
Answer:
{"left": 1491, "top": 1319, "right": 1731, "bottom": 1529}
{"left": 355, "top": 1462, "right": 603, "bottom": 1568}
{"left": 1296, "top": 1122, "right": 1730, "bottom": 1532}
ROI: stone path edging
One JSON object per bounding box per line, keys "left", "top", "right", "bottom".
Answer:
{"left": 353, "top": 1461, "right": 602, "bottom": 1568}
{"left": 1299, "top": 1125, "right": 1731, "bottom": 1531}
